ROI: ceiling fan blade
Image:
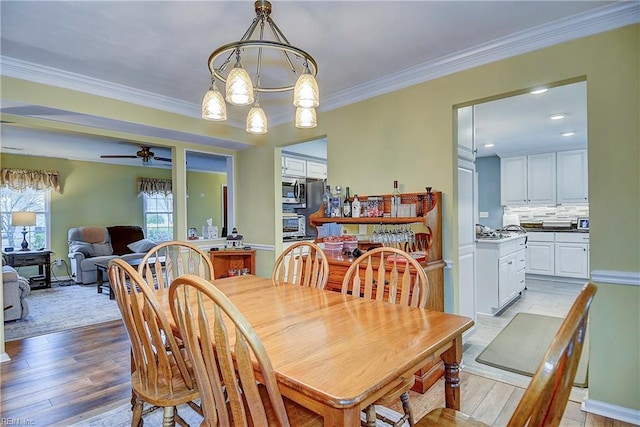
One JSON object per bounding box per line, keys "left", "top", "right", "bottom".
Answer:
{"left": 153, "top": 156, "right": 172, "bottom": 162}
{"left": 100, "top": 155, "right": 138, "bottom": 159}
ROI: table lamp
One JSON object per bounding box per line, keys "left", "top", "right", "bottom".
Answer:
{"left": 12, "top": 212, "right": 36, "bottom": 251}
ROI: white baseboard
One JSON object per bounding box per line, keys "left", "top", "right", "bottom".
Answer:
{"left": 0, "top": 352, "right": 11, "bottom": 363}
{"left": 582, "top": 394, "right": 640, "bottom": 425}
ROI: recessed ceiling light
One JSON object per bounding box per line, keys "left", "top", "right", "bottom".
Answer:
{"left": 530, "top": 88, "right": 548, "bottom": 95}
{"left": 562, "top": 131, "right": 576, "bottom": 137}
{"left": 549, "top": 113, "right": 566, "bottom": 120}
{"left": 483, "top": 143, "right": 495, "bottom": 148}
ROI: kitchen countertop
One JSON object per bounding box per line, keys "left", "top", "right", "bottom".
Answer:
{"left": 476, "top": 234, "right": 527, "bottom": 244}
{"left": 521, "top": 228, "right": 589, "bottom": 233}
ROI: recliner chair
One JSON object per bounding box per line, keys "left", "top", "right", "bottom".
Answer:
{"left": 3, "top": 263, "right": 30, "bottom": 321}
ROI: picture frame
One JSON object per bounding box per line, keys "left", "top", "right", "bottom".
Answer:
{"left": 577, "top": 217, "right": 589, "bottom": 230}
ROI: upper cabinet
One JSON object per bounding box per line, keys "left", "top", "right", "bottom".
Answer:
{"left": 501, "top": 150, "right": 588, "bottom": 206}
{"left": 282, "top": 155, "right": 327, "bottom": 179}
{"left": 282, "top": 156, "right": 307, "bottom": 177}
{"left": 501, "top": 153, "right": 555, "bottom": 205}
{"left": 306, "top": 160, "right": 327, "bottom": 179}
{"left": 556, "top": 149, "right": 588, "bottom": 204}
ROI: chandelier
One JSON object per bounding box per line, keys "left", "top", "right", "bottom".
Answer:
{"left": 202, "top": 1, "right": 319, "bottom": 134}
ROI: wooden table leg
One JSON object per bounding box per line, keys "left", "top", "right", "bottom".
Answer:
{"left": 440, "top": 335, "right": 463, "bottom": 410}
{"left": 322, "top": 405, "right": 361, "bottom": 427}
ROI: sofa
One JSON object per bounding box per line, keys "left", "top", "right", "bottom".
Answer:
{"left": 3, "top": 263, "right": 30, "bottom": 321}
{"left": 68, "top": 226, "right": 157, "bottom": 284}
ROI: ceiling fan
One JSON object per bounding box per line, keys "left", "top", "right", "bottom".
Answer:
{"left": 100, "top": 145, "right": 171, "bottom": 165}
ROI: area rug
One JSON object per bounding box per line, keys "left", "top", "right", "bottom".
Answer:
{"left": 476, "top": 312, "right": 589, "bottom": 387}
{"left": 70, "top": 400, "right": 407, "bottom": 427}
{"left": 3, "top": 283, "right": 122, "bottom": 341}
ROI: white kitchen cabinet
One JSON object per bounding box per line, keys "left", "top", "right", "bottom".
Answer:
{"left": 306, "top": 160, "right": 327, "bottom": 179}
{"left": 477, "top": 235, "right": 527, "bottom": 315}
{"left": 282, "top": 156, "right": 306, "bottom": 177}
{"left": 500, "top": 153, "right": 556, "bottom": 205}
{"left": 526, "top": 232, "right": 555, "bottom": 275}
{"left": 525, "top": 232, "right": 590, "bottom": 279}
{"left": 500, "top": 156, "right": 528, "bottom": 205}
{"left": 557, "top": 149, "right": 588, "bottom": 204}
{"left": 554, "top": 232, "right": 590, "bottom": 278}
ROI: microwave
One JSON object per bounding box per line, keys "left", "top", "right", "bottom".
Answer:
{"left": 283, "top": 214, "right": 306, "bottom": 238}
{"left": 282, "top": 177, "right": 306, "bottom": 204}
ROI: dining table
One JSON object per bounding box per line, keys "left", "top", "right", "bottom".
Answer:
{"left": 155, "top": 274, "right": 474, "bottom": 427}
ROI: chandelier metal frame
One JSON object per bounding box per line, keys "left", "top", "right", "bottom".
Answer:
{"left": 207, "top": 1, "right": 318, "bottom": 95}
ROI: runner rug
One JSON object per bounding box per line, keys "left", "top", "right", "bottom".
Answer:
{"left": 476, "top": 312, "right": 589, "bottom": 387}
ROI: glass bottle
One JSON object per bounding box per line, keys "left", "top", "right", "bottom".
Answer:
{"left": 342, "top": 187, "right": 352, "bottom": 217}
{"left": 323, "top": 185, "right": 332, "bottom": 218}
{"left": 331, "top": 186, "right": 343, "bottom": 217}
{"left": 352, "top": 194, "right": 361, "bottom": 218}
{"left": 391, "top": 180, "right": 401, "bottom": 217}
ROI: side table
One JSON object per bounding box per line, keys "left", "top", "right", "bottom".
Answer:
{"left": 209, "top": 249, "right": 256, "bottom": 279}
{"left": 2, "top": 250, "right": 52, "bottom": 289}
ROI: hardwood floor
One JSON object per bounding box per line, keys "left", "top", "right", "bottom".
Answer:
{"left": 1, "top": 280, "right": 634, "bottom": 426}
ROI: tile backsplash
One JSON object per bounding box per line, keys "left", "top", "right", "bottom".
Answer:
{"left": 504, "top": 205, "right": 589, "bottom": 222}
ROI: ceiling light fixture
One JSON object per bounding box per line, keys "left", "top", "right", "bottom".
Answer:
{"left": 202, "top": 1, "right": 319, "bottom": 134}
{"left": 530, "top": 88, "right": 548, "bottom": 95}
{"left": 549, "top": 113, "right": 566, "bottom": 120}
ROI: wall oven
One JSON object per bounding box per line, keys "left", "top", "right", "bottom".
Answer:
{"left": 282, "top": 177, "right": 306, "bottom": 204}
{"left": 282, "top": 214, "right": 306, "bottom": 238}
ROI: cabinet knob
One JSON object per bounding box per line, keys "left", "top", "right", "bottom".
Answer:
{"left": 583, "top": 248, "right": 586, "bottom": 252}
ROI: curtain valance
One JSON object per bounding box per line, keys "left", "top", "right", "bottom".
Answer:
{"left": 0, "top": 168, "right": 62, "bottom": 193}
{"left": 137, "top": 177, "right": 172, "bottom": 196}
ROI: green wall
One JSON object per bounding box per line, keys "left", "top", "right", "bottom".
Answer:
{"left": 0, "top": 23, "right": 638, "bottom": 417}
{"left": 186, "top": 170, "right": 227, "bottom": 235}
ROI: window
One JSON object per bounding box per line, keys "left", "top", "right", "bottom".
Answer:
{"left": 143, "top": 192, "right": 173, "bottom": 241}
{"left": 1, "top": 187, "right": 50, "bottom": 250}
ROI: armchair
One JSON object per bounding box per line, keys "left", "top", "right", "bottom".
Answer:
{"left": 3, "top": 263, "right": 30, "bottom": 321}
{"left": 67, "top": 226, "right": 149, "bottom": 284}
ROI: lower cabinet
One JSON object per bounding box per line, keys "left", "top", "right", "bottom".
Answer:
{"left": 477, "top": 236, "right": 527, "bottom": 316}
{"left": 526, "top": 232, "right": 589, "bottom": 279}
{"left": 526, "top": 232, "right": 555, "bottom": 275}
{"left": 555, "top": 242, "right": 589, "bottom": 278}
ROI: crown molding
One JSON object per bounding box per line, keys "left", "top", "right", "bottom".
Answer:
{"left": 320, "top": 2, "right": 640, "bottom": 113}
{"left": 1, "top": 2, "right": 638, "bottom": 129}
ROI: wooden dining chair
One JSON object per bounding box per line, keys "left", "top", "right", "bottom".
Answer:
{"left": 341, "top": 246, "right": 430, "bottom": 427}
{"left": 107, "top": 258, "right": 201, "bottom": 427}
{"left": 416, "top": 282, "right": 597, "bottom": 427}
{"left": 169, "top": 274, "right": 323, "bottom": 426}
{"left": 271, "top": 241, "right": 329, "bottom": 289}
{"left": 138, "top": 240, "right": 215, "bottom": 290}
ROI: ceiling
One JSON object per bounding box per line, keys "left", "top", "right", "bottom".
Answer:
{"left": 0, "top": 1, "right": 637, "bottom": 165}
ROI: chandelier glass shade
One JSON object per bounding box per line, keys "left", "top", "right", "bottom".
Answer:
{"left": 295, "top": 107, "right": 316, "bottom": 128}
{"left": 293, "top": 66, "right": 319, "bottom": 108}
{"left": 246, "top": 103, "right": 268, "bottom": 134}
{"left": 203, "top": 1, "right": 318, "bottom": 133}
{"left": 201, "top": 81, "right": 227, "bottom": 121}
{"left": 226, "top": 59, "right": 254, "bottom": 106}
